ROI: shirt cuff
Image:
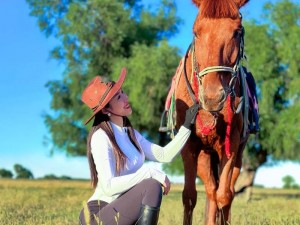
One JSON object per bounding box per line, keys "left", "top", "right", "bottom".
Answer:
{"left": 150, "top": 168, "right": 166, "bottom": 184}
{"left": 179, "top": 125, "right": 191, "bottom": 134}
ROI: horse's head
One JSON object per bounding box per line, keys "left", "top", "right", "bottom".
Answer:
{"left": 192, "top": 0, "right": 249, "bottom": 112}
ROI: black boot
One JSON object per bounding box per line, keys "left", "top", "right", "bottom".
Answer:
{"left": 136, "top": 205, "right": 160, "bottom": 225}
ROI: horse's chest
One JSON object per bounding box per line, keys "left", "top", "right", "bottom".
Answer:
{"left": 194, "top": 112, "right": 226, "bottom": 151}
{"left": 198, "top": 132, "right": 220, "bottom": 148}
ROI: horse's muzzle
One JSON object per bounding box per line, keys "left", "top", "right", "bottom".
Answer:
{"left": 199, "top": 88, "right": 227, "bottom": 112}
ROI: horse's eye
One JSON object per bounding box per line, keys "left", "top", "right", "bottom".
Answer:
{"left": 234, "top": 27, "right": 244, "bottom": 39}
{"left": 233, "top": 29, "right": 242, "bottom": 39}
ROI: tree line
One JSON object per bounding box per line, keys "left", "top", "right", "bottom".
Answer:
{"left": 0, "top": 164, "right": 71, "bottom": 180}
{"left": 1, "top": 164, "right": 298, "bottom": 188}
{"left": 0, "top": 164, "right": 34, "bottom": 179}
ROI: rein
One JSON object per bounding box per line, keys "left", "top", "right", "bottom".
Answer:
{"left": 183, "top": 43, "right": 199, "bottom": 105}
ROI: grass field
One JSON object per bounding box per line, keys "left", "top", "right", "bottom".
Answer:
{"left": 0, "top": 179, "right": 299, "bottom": 225}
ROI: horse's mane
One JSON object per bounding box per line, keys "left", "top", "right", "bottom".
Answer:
{"left": 200, "top": 0, "right": 240, "bottom": 19}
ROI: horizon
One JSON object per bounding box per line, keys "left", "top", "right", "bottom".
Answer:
{"left": 1, "top": 0, "right": 300, "bottom": 189}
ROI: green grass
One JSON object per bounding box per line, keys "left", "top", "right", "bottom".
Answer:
{"left": 0, "top": 179, "right": 300, "bottom": 225}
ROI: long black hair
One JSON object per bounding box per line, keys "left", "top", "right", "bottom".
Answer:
{"left": 87, "top": 109, "right": 142, "bottom": 188}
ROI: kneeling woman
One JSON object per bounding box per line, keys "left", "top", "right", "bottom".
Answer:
{"left": 79, "top": 68, "right": 199, "bottom": 225}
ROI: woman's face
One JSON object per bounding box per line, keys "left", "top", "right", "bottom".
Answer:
{"left": 107, "top": 89, "right": 132, "bottom": 116}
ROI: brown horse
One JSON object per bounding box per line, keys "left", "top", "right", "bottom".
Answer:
{"left": 175, "top": 0, "right": 250, "bottom": 224}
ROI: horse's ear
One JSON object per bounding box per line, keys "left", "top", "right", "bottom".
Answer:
{"left": 192, "top": 0, "right": 202, "bottom": 8}
{"left": 233, "top": 0, "right": 249, "bottom": 8}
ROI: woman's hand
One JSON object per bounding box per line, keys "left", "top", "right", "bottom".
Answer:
{"left": 162, "top": 176, "right": 171, "bottom": 195}
{"left": 183, "top": 104, "right": 200, "bottom": 129}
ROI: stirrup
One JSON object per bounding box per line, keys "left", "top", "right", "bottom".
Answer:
{"left": 158, "top": 110, "right": 170, "bottom": 132}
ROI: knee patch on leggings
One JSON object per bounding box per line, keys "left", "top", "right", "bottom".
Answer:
{"left": 142, "top": 178, "right": 163, "bottom": 207}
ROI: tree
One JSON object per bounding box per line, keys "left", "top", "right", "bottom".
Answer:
{"left": 42, "top": 174, "right": 72, "bottom": 180}
{"left": 26, "top": 0, "right": 182, "bottom": 156}
{"left": 0, "top": 168, "right": 13, "bottom": 178}
{"left": 43, "top": 174, "right": 59, "bottom": 180}
{"left": 282, "top": 175, "right": 299, "bottom": 189}
{"left": 262, "top": 0, "right": 300, "bottom": 159}
{"left": 235, "top": 0, "right": 300, "bottom": 194}
{"left": 13, "top": 164, "right": 34, "bottom": 179}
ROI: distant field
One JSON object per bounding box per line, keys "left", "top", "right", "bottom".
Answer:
{"left": 0, "top": 179, "right": 299, "bottom": 225}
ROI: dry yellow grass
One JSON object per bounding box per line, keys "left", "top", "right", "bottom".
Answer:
{"left": 0, "top": 179, "right": 299, "bottom": 225}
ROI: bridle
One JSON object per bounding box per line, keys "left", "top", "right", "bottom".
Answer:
{"left": 183, "top": 25, "right": 245, "bottom": 114}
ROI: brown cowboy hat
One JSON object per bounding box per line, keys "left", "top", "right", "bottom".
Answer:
{"left": 82, "top": 67, "right": 126, "bottom": 124}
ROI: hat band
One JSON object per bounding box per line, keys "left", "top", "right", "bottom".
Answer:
{"left": 92, "top": 82, "right": 114, "bottom": 112}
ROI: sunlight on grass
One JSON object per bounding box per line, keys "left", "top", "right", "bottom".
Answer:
{"left": 0, "top": 179, "right": 299, "bottom": 225}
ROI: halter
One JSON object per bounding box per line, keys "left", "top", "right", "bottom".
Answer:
{"left": 183, "top": 26, "right": 245, "bottom": 114}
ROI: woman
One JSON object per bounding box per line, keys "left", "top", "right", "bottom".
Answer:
{"left": 79, "top": 68, "right": 199, "bottom": 225}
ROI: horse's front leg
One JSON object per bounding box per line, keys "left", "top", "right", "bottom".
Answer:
{"left": 181, "top": 141, "right": 198, "bottom": 225}
{"left": 216, "top": 130, "right": 241, "bottom": 223}
{"left": 231, "top": 133, "right": 249, "bottom": 191}
{"left": 197, "top": 150, "right": 218, "bottom": 225}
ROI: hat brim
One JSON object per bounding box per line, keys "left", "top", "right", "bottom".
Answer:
{"left": 84, "top": 67, "right": 126, "bottom": 125}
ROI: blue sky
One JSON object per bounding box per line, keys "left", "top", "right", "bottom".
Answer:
{"left": 1, "top": 0, "right": 299, "bottom": 188}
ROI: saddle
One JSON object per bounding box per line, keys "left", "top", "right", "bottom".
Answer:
{"left": 242, "top": 66, "right": 260, "bottom": 134}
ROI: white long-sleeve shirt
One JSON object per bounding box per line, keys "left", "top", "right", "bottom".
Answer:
{"left": 88, "top": 122, "right": 191, "bottom": 203}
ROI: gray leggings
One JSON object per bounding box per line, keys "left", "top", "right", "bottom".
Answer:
{"left": 79, "top": 178, "right": 162, "bottom": 225}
